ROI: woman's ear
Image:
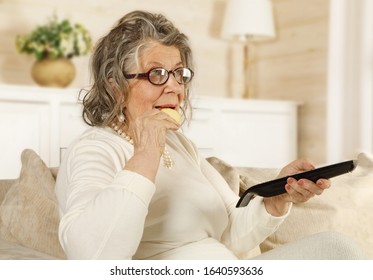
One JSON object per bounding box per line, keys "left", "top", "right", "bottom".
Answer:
{"left": 108, "top": 78, "right": 127, "bottom": 113}
{"left": 108, "top": 78, "right": 124, "bottom": 103}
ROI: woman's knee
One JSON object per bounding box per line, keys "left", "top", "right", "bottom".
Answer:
{"left": 253, "top": 231, "right": 367, "bottom": 260}
{"left": 313, "top": 231, "right": 367, "bottom": 260}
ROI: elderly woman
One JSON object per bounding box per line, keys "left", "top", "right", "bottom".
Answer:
{"left": 55, "top": 10, "right": 365, "bottom": 260}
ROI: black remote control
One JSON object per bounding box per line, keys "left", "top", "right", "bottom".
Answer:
{"left": 236, "top": 160, "right": 357, "bottom": 208}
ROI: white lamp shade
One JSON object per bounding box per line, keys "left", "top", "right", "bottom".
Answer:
{"left": 221, "top": 0, "right": 276, "bottom": 42}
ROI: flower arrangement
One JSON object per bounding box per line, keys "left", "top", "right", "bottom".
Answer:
{"left": 15, "top": 15, "right": 92, "bottom": 61}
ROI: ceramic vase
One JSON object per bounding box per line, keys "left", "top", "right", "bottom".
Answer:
{"left": 31, "top": 58, "right": 76, "bottom": 87}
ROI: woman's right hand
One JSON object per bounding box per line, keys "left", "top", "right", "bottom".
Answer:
{"left": 123, "top": 109, "right": 180, "bottom": 181}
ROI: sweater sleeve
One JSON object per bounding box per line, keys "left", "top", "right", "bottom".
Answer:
{"left": 199, "top": 156, "right": 291, "bottom": 256}
{"left": 56, "top": 139, "right": 155, "bottom": 259}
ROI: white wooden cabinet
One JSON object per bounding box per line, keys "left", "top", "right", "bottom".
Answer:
{"left": 0, "top": 85, "right": 87, "bottom": 178}
{"left": 0, "top": 84, "right": 298, "bottom": 178}
{"left": 182, "top": 96, "right": 298, "bottom": 168}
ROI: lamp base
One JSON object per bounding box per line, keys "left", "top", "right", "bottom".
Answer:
{"left": 242, "top": 43, "right": 255, "bottom": 99}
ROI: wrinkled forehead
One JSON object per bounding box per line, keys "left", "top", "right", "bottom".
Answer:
{"left": 131, "top": 42, "right": 182, "bottom": 72}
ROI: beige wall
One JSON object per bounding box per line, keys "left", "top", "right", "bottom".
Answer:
{"left": 254, "top": 0, "right": 329, "bottom": 164}
{"left": 0, "top": 0, "right": 231, "bottom": 96}
{"left": 0, "top": 0, "right": 329, "bottom": 164}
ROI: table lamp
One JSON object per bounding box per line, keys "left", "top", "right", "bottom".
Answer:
{"left": 221, "top": 0, "right": 276, "bottom": 98}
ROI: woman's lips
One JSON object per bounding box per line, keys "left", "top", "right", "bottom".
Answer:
{"left": 154, "top": 104, "right": 177, "bottom": 110}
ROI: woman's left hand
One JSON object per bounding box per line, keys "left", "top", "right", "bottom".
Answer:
{"left": 263, "top": 158, "right": 331, "bottom": 216}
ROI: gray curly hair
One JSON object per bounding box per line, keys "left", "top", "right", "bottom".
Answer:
{"left": 81, "top": 10, "right": 194, "bottom": 127}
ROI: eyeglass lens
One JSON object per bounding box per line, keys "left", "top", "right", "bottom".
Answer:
{"left": 149, "top": 68, "right": 192, "bottom": 85}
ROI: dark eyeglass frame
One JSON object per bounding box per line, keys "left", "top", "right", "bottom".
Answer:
{"left": 124, "top": 67, "right": 194, "bottom": 85}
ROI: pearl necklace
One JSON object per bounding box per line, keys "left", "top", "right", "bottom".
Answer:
{"left": 110, "top": 123, "right": 174, "bottom": 169}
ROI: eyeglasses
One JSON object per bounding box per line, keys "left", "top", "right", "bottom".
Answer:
{"left": 124, "top": 67, "right": 194, "bottom": 85}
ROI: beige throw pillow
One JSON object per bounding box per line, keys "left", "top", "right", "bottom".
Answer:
{"left": 0, "top": 149, "right": 66, "bottom": 259}
{"left": 207, "top": 157, "right": 240, "bottom": 195}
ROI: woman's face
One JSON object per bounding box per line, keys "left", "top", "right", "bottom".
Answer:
{"left": 123, "top": 43, "right": 185, "bottom": 125}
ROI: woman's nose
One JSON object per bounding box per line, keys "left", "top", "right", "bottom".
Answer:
{"left": 164, "top": 73, "right": 184, "bottom": 91}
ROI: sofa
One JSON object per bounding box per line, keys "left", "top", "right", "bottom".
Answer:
{"left": 0, "top": 149, "right": 372, "bottom": 259}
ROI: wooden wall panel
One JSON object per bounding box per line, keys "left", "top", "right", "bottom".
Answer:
{"left": 254, "top": 0, "right": 330, "bottom": 164}
{"left": 0, "top": 0, "right": 228, "bottom": 97}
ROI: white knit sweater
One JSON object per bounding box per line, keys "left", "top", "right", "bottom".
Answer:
{"left": 55, "top": 127, "right": 289, "bottom": 259}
